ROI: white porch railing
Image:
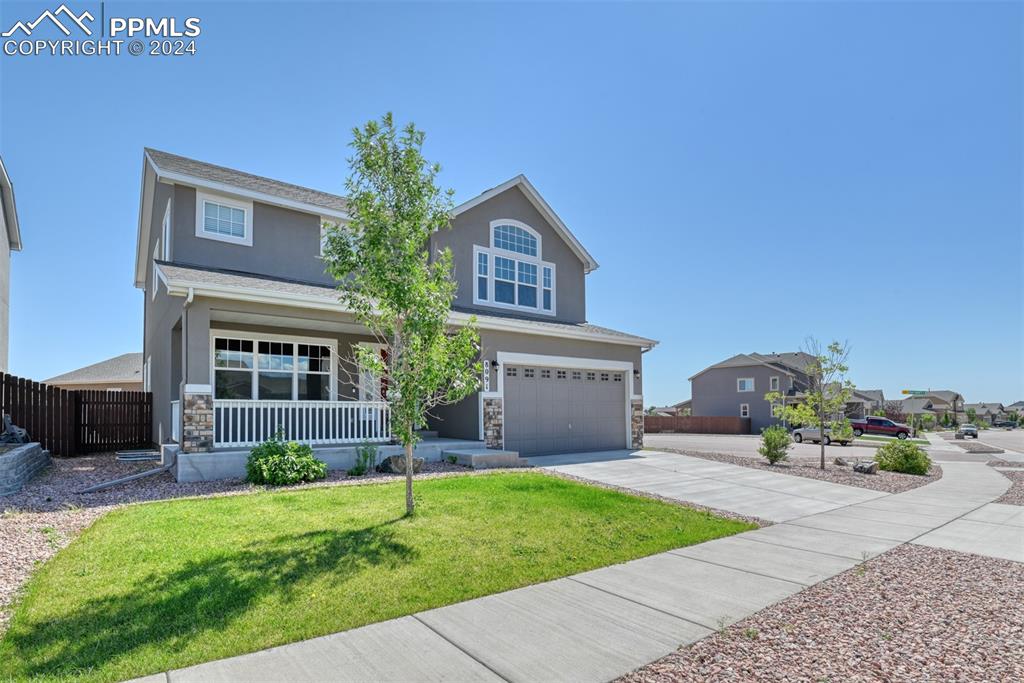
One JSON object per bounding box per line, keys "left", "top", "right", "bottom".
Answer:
{"left": 213, "top": 400, "right": 391, "bottom": 448}
{"left": 170, "top": 400, "right": 181, "bottom": 443}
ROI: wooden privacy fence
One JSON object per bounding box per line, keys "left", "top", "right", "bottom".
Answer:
{"left": 0, "top": 372, "right": 152, "bottom": 456}
{"left": 644, "top": 415, "right": 751, "bottom": 435}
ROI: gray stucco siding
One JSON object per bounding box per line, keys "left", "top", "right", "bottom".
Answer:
{"left": 690, "top": 365, "right": 792, "bottom": 433}
{"left": 432, "top": 186, "right": 587, "bottom": 324}
{"left": 170, "top": 185, "right": 332, "bottom": 285}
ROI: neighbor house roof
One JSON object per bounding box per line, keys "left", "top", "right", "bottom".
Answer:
{"left": 858, "top": 389, "right": 885, "bottom": 404}
{"left": 688, "top": 351, "right": 814, "bottom": 381}
{"left": 452, "top": 174, "right": 599, "bottom": 274}
{"left": 44, "top": 353, "right": 143, "bottom": 387}
{"left": 0, "top": 156, "right": 22, "bottom": 251}
{"left": 919, "top": 390, "right": 962, "bottom": 405}
{"left": 900, "top": 397, "right": 936, "bottom": 415}
{"left": 964, "top": 403, "right": 1005, "bottom": 415}
{"left": 145, "top": 148, "right": 349, "bottom": 214}
{"left": 155, "top": 262, "right": 657, "bottom": 350}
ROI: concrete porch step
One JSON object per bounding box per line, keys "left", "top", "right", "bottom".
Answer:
{"left": 415, "top": 430, "right": 440, "bottom": 439}
{"left": 443, "top": 448, "right": 526, "bottom": 469}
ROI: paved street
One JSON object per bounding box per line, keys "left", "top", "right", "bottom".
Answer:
{"left": 973, "top": 428, "right": 1024, "bottom": 454}
{"left": 646, "top": 432, "right": 885, "bottom": 462}
{"left": 143, "top": 450, "right": 1020, "bottom": 683}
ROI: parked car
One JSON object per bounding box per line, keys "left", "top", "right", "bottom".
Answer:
{"left": 992, "top": 421, "right": 1016, "bottom": 429}
{"left": 850, "top": 417, "right": 911, "bottom": 440}
{"left": 792, "top": 426, "right": 851, "bottom": 446}
{"left": 957, "top": 423, "right": 979, "bottom": 438}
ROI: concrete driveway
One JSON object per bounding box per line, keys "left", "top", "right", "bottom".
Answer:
{"left": 645, "top": 432, "right": 883, "bottom": 462}
{"left": 526, "top": 449, "right": 887, "bottom": 522}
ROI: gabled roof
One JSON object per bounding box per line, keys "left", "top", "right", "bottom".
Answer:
{"left": 453, "top": 175, "right": 599, "bottom": 274}
{"left": 919, "top": 390, "right": 963, "bottom": 405}
{"left": 858, "top": 389, "right": 885, "bottom": 404}
{"left": 964, "top": 402, "right": 1005, "bottom": 414}
{"left": 0, "top": 156, "right": 22, "bottom": 251}
{"left": 145, "top": 148, "right": 349, "bottom": 214}
{"left": 900, "top": 397, "right": 935, "bottom": 414}
{"left": 1008, "top": 401, "right": 1024, "bottom": 409}
{"left": 688, "top": 351, "right": 814, "bottom": 381}
{"left": 155, "top": 262, "right": 657, "bottom": 350}
{"left": 44, "top": 352, "right": 143, "bottom": 386}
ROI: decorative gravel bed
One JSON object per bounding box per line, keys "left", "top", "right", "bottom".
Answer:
{"left": 0, "top": 453, "right": 472, "bottom": 631}
{"left": 621, "top": 544, "right": 1024, "bottom": 682}
{"left": 652, "top": 448, "right": 941, "bottom": 494}
{"left": 995, "top": 471, "right": 1024, "bottom": 506}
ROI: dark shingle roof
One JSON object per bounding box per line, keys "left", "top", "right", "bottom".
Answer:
{"left": 146, "top": 148, "right": 348, "bottom": 214}
{"left": 45, "top": 353, "right": 143, "bottom": 385}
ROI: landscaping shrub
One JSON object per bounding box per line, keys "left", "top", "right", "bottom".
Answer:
{"left": 874, "top": 440, "right": 932, "bottom": 475}
{"left": 247, "top": 432, "right": 327, "bottom": 485}
{"left": 347, "top": 442, "right": 378, "bottom": 476}
{"left": 758, "top": 425, "right": 792, "bottom": 464}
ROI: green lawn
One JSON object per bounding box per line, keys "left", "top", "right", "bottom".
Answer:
{"left": 857, "top": 434, "right": 930, "bottom": 445}
{"left": 0, "top": 472, "right": 753, "bottom": 682}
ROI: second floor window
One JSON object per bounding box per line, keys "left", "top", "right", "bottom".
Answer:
{"left": 737, "top": 377, "right": 755, "bottom": 392}
{"left": 472, "top": 220, "right": 556, "bottom": 315}
{"left": 770, "top": 376, "right": 780, "bottom": 391}
{"left": 196, "top": 191, "right": 253, "bottom": 246}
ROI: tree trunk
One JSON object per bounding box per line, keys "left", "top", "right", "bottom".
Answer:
{"left": 404, "top": 438, "right": 415, "bottom": 515}
{"left": 819, "top": 405, "right": 826, "bottom": 470}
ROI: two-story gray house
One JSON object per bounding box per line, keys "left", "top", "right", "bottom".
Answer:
{"left": 135, "top": 149, "right": 655, "bottom": 479}
{"left": 689, "top": 352, "right": 815, "bottom": 433}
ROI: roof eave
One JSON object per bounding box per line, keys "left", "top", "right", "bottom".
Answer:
{"left": 0, "top": 157, "right": 22, "bottom": 252}
{"left": 157, "top": 265, "right": 655, "bottom": 350}
{"left": 453, "top": 174, "right": 600, "bottom": 274}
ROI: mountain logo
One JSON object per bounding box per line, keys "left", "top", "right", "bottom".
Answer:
{"left": 2, "top": 4, "right": 95, "bottom": 37}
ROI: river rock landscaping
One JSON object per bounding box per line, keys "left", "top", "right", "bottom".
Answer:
{"left": 652, "top": 448, "right": 941, "bottom": 494}
{"left": 621, "top": 544, "right": 1024, "bottom": 683}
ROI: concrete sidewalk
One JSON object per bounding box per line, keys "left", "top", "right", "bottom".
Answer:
{"left": 136, "top": 455, "right": 1018, "bottom": 683}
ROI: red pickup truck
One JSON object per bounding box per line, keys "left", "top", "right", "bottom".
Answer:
{"left": 850, "top": 417, "right": 911, "bottom": 440}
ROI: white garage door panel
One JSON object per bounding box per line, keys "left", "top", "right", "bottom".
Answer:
{"left": 504, "top": 365, "right": 626, "bottom": 456}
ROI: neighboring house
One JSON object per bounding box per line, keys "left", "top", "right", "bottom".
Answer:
{"left": 964, "top": 403, "right": 1007, "bottom": 424}
{"left": 1007, "top": 401, "right": 1024, "bottom": 416}
{"left": 915, "top": 390, "right": 965, "bottom": 424}
{"left": 858, "top": 389, "right": 885, "bottom": 414}
{"left": 898, "top": 397, "right": 937, "bottom": 421}
{"left": 44, "top": 353, "right": 144, "bottom": 391}
{"left": 689, "top": 352, "right": 816, "bottom": 432}
{"left": 136, "top": 149, "right": 655, "bottom": 459}
{"left": 0, "top": 157, "right": 23, "bottom": 373}
{"left": 649, "top": 399, "right": 690, "bottom": 417}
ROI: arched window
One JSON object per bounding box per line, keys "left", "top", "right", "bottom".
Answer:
{"left": 493, "top": 224, "right": 538, "bottom": 257}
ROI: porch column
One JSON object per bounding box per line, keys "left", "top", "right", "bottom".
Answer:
{"left": 181, "top": 300, "right": 213, "bottom": 453}
{"left": 483, "top": 397, "right": 503, "bottom": 448}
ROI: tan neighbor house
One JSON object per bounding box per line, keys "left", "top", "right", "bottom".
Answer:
{"left": 44, "top": 352, "right": 144, "bottom": 391}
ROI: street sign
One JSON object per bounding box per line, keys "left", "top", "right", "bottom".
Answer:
{"left": 902, "top": 390, "right": 927, "bottom": 395}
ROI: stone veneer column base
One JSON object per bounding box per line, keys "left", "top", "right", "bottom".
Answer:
{"left": 631, "top": 399, "right": 644, "bottom": 449}
{"left": 483, "top": 397, "right": 503, "bottom": 449}
{"left": 183, "top": 392, "right": 214, "bottom": 453}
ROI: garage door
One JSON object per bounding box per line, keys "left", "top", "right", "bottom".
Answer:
{"left": 503, "top": 364, "right": 627, "bottom": 456}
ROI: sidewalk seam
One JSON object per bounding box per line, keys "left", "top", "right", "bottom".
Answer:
{"left": 566, "top": 577, "right": 720, "bottom": 632}
{"left": 411, "top": 615, "right": 512, "bottom": 682}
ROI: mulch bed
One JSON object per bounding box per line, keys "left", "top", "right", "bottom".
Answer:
{"left": 621, "top": 544, "right": 1024, "bottom": 682}
{"left": 653, "top": 448, "right": 941, "bottom": 494}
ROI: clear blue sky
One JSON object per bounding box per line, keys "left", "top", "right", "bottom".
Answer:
{"left": 1, "top": 1, "right": 1021, "bottom": 405}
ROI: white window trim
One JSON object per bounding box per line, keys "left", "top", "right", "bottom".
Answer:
{"left": 740, "top": 403, "right": 750, "bottom": 418}
{"left": 737, "top": 377, "right": 755, "bottom": 392}
{"left": 472, "top": 221, "right": 556, "bottom": 316}
{"left": 161, "top": 199, "right": 172, "bottom": 261}
{"left": 195, "top": 190, "right": 253, "bottom": 247}
{"left": 770, "top": 376, "right": 780, "bottom": 392}
{"left": 209, "top": 329, "right": 337, "bottom": 401}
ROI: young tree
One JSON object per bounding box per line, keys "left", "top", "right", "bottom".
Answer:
{"left": 766, "top": 338, "right": 854, "bottom": 470}
{"left": 322, "top": 113, "right": 481, "bottom": 515}
{"left": 966, "top": 407, "right": 978, "bottom": 424}
{"left": 882, "top": 401, "right": 906, "bottom": 423}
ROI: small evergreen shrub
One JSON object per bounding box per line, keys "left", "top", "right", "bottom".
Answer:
{"left": 347, "top": 442, "right": 379, "bottom": 476}
{"left": 874, "top": 440, "right": 931, "bottom": 475}
{"left": 247, "top": 431, "right": 327, "bottom": 485}
{"left": 758, "top": 425, "right": 792, "bottom": 464}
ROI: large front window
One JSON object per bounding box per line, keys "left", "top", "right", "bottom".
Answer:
{"left": 473, "top": 220, "right": 556, "bottom": 315}
{"left": 214, "top": 335, "right": 334, "bottom": 400}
